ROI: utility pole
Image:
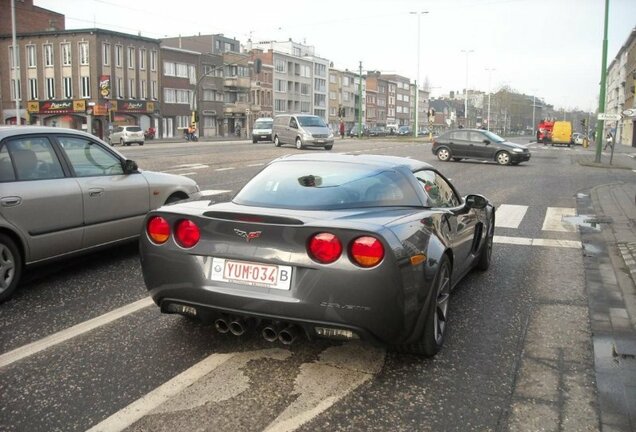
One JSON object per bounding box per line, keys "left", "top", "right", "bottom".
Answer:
{"left": 461, "top": 50, "right": 474, "bottom": 128}
{"left": 410, "top": 11, "right": 428, "bottom": 138}
{"left": 358, "top": 61, "right": 363, "bottom": 138}
{"left": 11, "top": 0, "right": 21, "bottom": 125}
{"left": 485, "top": 68, "right": 495, "bottom": 131}
{"left": 532, "top": 94, "right": 536, "bottom": 136}
{"left": 595, "top": 0, "right": 610, "bottom": 163}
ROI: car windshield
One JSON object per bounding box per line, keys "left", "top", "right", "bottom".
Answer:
{"left": 254, "top": 120, "right": 272, "bottom": 128}
{"left": 297, "top": 116, "right": 326, "bottom": 127}
{"left": 482, "top": 130, "right": 505, "bottom": 142}
{"left": 233, "top": 161, "right": 421, "bottom": 210}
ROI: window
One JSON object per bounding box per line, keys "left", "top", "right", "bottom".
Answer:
{"left": 26, "top": 45, "right": 36, "bottom": 67}
{"left": 314, "top": 78, "right": 326, "bottom": 92}
{"left": 63, "top": 77, "right": 72, "bottom": 98}
{"left": 28, "top": 78, "right": 38, "bottom": 100}
{"left": 224, "top": 42, "right": 233, "bottom": 52}
{"left": 140, "top": 80, "right": 146, "bottom": 99}
{"left": 300, "top": 83, "right": 310, "bottom": 95}
{"left": 314, "top": 94, "right": 326, "bottom": 107}
{"left": 79, "top": 42, "right": 89, "bottom": 65}
{"left": 127, "top": 47, "right": 135, "bottom": 68}
{"left": 61, "top": 43, "right": 71, "bottom": 66}
{"left": 293, "top": 47, "right": 301, "bottom": 56}
{"left": 413, "top": 170, "right": 460, "bottom": 208}
{"left": 58, "top": 136, "right": 123, "bottom": 177}
{"left": 314, "top": 63, "right": 326, "bottom": 77}
{"left": 274, "top": 59, "right": 285, "bottom": 73}
{"left": 329, "top": 91, "right": 336, "bottom": 100}
{"left": 44, "top": 44, "right": 53, "bottom": 67}
{"left": 115, "top": 45, "right": 123, "bottom": 67}
{"left": 139, "top": 48, "right": 146, "bottom": 70}
{"left": 5, "top": 137, "right": 64, "bottom": 181}
{"left": 81, "top": 76, "right": 90, "bottom": 98}
{"left": 9, "top": 45, "right": 19, "bottom": 68}
{"left": 177, "top": 115, "right": 190, "bottom": 129}
{"left": 128, "top": 78, "right": 135, "bottom": 98}
{"left": 175, "top": 63, "right": 188, "bottom": 78}
{"left": 151, "top": 80, "right": 157, "bottom": 99}
{"left": 163, "top": 88, "right": 175, "bottom": 103}
{"left": 164, "top": 61, "right": 176, "bottom": 76}
{"left": 117, "top": 77, "right": 123, "bottom": 98}
{"left": 274, "top": 99, "right": 285, "bottom": 111}
{"left": 103, "top": 43, "right": 110, "bottom": 65}
{"left": 274, "top": 79, "right": 285, "bottom": 92}
{"left": 10, "top": 79, "right": 21, "bottom": 100}
{"left": 46, "top": 78, "right": 55, "bottom": 99}
{"left": 188, "top": 65, "right": 196, "bottom": 84}
{"left": 329, "top": 73, "right": 337, "bottom": 84}
{"left": 301, "top": 65, "right": 311, "bottom": 78}
{"left": 150, "top": 50, "right": 157, "bottom": 71}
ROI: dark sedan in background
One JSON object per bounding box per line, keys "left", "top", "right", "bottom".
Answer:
{"left": 368, "top": 126, "right": 388, "bottom": 137}
{"left": 432, "top": 129, "right": 531, "bottom": 165}
{"left": 140, "top": 154, "right": 495, "bottom": 357}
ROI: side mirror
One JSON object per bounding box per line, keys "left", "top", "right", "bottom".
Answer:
{"left": 465, "top": 194, "right": 488, "bottom": 209}
{"left": 483, "top": 139, "right": 490, "bottom": 145}
{"left": 123, "top": 159, "right": 138, "bottom": 174}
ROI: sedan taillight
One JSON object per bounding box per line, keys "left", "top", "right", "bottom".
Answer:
{"left": 147, "top": 216, "right": 170, "bottom": 244}
{"left": 175, "top": 219, "right": 200, "bottom": 248}
{"left": 350, "top": 236, "right": 384, "bottom": 267}
{"left": 308, "top": 232, "right": 342, "bottom": 264}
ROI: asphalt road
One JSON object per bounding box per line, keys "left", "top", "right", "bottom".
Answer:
{"left": 2, "top": 136, "right": 633, "bottom": 431}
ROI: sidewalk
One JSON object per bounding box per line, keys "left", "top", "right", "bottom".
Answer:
{"left": 577, "top": 144, "right": 636, "bottom": 431}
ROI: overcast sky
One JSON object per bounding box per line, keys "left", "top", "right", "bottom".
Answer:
{"left": 35, "top": 0, "right": 635, "bottom": 111}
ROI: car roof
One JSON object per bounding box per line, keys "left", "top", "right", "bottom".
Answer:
{"left": 272, "top": 153, "right": 433, "bottom": 172}
{"left": 0, "top": 126, "right": 99, "bottom": 140}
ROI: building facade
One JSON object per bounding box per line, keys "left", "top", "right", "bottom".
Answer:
{"left": 606, "top": 28, "right": 636, "bottom": 147}
{"left": 160, "top": 46, "right": 197, "bottom": 139}
{"left": 0, "top": 0, "right": 64, "bottom": 34}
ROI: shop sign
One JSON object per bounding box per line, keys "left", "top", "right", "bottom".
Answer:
{"left": 99, "top": 75, "right": 111, "bottom": 98}
{"left": 118, "top": 101, "right": 153, "bottom": 113}
{"left": 28, "top": 100, "right": 86, "bottom": 114}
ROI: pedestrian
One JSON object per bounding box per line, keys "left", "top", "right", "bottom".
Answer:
{"left": 339, "top": 121, "right": 345, "bottom": 139}
{"left": 604, "top": 132, "right": 613, "bottom": 150}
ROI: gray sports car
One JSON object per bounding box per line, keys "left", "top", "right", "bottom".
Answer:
{"left": 140, "top": 154, "right": 495, "bottom": 356}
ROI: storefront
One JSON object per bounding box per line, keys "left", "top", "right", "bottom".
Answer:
{"left": 26, "top": 100, "right": 88, "bottom": 131}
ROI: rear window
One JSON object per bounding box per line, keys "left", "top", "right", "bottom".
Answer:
{"left": 233, "top": 161, "right": 421, "bottom": 210}
{"left": 125, "top": 126, "right": 142, "bottom": 132}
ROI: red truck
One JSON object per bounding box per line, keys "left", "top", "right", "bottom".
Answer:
{"left": 537, "top": 120, "right": 554, "bottom": 144}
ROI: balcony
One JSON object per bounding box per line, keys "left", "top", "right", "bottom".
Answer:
{"left": 224, "top": 76, "right": 250, "bottom": 89}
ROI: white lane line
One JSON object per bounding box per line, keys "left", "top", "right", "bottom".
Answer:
{"left": 0, "top": 297, "right": 153, "bottom": 369}
{"left": 496, "top": 204, "right": 528, "bottom": 229}
{"left": 215, "top": 167, "right": 235, "bottom": 172}
{"left": 247, "top": 163, "right": 265, "bottom": 167}
{"left": 494, "top": 235, "right": 581, "bottom": 249}
{"left": 542, "top": 207, "right": 577, "bottom": 232}
{"left": 198, "top": 189, "right": 232, "bottom": 196}
{"left": 86, "top": 353, "right": 236, "bottom": 432}
{"left": 176, "top": 172, "right": 197, "bottom": 176}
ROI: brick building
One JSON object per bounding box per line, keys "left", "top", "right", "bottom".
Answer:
{"left": 0, "top": 0, "right": 64, "bottom": 34}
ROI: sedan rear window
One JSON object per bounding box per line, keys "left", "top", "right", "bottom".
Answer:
{"left": 234, "top": 161, "right": 421, "bottom": 210}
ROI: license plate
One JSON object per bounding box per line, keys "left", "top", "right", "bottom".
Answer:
{"left": 260, "top": 135, "right": 267, "bottom": 138}
{"left": 209, "top": 258, "right": 292, "bottom": 290}
{"left": 316, "top": 139, "right": 324, "bottom": 144}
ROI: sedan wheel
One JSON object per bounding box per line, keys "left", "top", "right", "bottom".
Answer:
{"left": 436, "top": 148, "right": 451, "bottom": 162}
{"left": 496, "top": 151, "right": 511, "bottom": 165}
{"left": 0, "top": 234, "right": 22, "bottom": 303}
{"left": 295, "top": 137, "right": 303, "bottom": 150}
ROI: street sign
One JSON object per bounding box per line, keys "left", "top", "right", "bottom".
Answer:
{"left": 597, "top": 113, "right": 622, "bottom": 121}
{"left": 622, "top": 108, "right": 636, "bottom": 117}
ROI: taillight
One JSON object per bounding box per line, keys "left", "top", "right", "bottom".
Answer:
{"left": 308, "top": 232, "right": 342, "bottom": 264}
{"left": 350, "top": 236, "right": 384, "bottom": 267}
{"left": 175, "top": 219, "right": 200, "bottom": 248}
{"left": 147, "top": 216, "right": 170, "bottom": 244}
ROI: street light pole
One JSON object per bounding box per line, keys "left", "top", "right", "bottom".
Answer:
{"left": 532, "top": 94, "right": 536, "bottom": 136}
{"left": 485, "top": 67, "right": 495, "bottom": 131}
{"left": 461, "top": 49, "right": 474, "bottom": 128}
{"left": 410, "top": 11, "right": 428, "bottom": 138}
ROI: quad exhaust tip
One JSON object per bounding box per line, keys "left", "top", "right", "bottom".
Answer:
{"left": 214, "top": 317, "right": 230, "bottom": 334}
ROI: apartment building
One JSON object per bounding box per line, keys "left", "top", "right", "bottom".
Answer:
{"left": 327, "top": 68, "right": 358, "bottom": 130}
{"left": 0, "top": 0, "right": 64, "bottom": 34}
{"left": 248, "top": 48, "right": 274, "bottom": 120}
{"left": 162, "top": 34, "right": 241, "bottom": 55}
{"left": 198, "top": 52, "right": 225, "bottom": 137}
{"left": 606, "top": 28, "right": 636, "bottom": 146}
{"left": 160, "top": 46, "right": 197, "bottom": 138}
{"left": 1, "top": 28, "right": 160, "bottom": 139}
{"left": 410, "top": 84, "right": 430, "bottom": 131}
{"left": 380, "top": 74, "right": 411, "bottom": 126}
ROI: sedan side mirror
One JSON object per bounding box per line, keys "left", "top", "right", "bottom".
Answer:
{"left": 465, "top": 194, "right": 488, "bottom": 209}
{"left": 483, "top": 139, "right": 490, "bottom": 145}
{"left": 123, "top": 159, "right": 138, "bottom": 174}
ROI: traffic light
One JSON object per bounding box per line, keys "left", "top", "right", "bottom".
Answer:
{"left": 580, "top": 119, "right": 586, "bottom": 127}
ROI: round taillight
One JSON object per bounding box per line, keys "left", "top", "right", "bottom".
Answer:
{"left": 175, "top": 219, "right": 200, "bottom": 248}
{"left": 308, "top": 232, "right": 342, "bottom": 264}
{"left": 350, "top": 236, "right": 384, "bottom": 267}
{"left": 147, "top": 216, "right": 170, "bottom": 244}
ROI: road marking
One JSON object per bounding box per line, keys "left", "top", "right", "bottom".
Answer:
{"left": 176, "top": 172, "right": 197, "bottom": 176}
{"left": 215, "top": 167, "right": 235, "bottom": 172}
{"left": 0, "top": 297, "right": 153, "bottom": 369}
{"left": 494, "top": 235, "right": 581, "bottom": 249}
{"left": 542, "top": 207, "right": 577, "bottom": 232}
{"left": 247, "top": 163, "right": 265, "bottom": 167}
{"left": 496, "top": 204, "right": 528, "bottom": 228}
{"left": 198, "top": 189, "right": 232, "bottom": 196}
{"left": 86, "top": 352, "right": 237, "bottom": 432}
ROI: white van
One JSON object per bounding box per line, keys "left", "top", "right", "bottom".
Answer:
{"left": 252, "top": 117, "right": 273, "bottom": 143}
{"left": 272, "top": 114, "right": 334, "bottom": 150}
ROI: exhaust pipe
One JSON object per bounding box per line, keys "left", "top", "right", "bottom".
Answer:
{"left": 229, "top": 318, "right": 248, "bottom": 336}
{"left": 262, "top": 322, "right": 284, "bottom": 342}
{"left": 278, "top": 325, "right": 300, "bottom": 345}
{"left": 214, "top": 317, "right": 230, "bottom": 334}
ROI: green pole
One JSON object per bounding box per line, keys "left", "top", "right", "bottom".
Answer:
{"left": 594, "top": 0, "right": 609, "bottom": 163}
{"left": 358, "top": 61, "right": 363, "bottom": 138}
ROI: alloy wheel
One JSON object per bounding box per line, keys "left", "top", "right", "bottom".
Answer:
{"left": 437, "top": 148, "right": 450, "bottom": 161}
{"left": 434, "top": 263, "right": 451, "bottom": 344}
{"left": 496, "top": 151, "right": 511, "bottom": 165}
{"left": 0, "top": 243, "right": 15, "bottom": 294}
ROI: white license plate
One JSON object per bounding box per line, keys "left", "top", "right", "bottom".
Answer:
{"left": 210, "top": 258, "right": 292, "bottom": 290}
{"left": 315, "top": 139, "right": 324, "bottom": 144}
{"left": 260, "top": 135, "right": 267, "bottom": 138}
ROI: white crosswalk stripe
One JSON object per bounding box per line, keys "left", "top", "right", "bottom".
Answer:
{"left": 542, "top": 207, "right": 577, "bottom": 232}
{"left": 496, "top": 204, "right": 528, "bottom": 228}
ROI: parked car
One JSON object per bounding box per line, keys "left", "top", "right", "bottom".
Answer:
{"left": 368, "top": 126, "right": 388, "bottom": 137}
{"left": 386, "top": 124, "right": 399, "bottom": 135}
{"left": 0, "top": 126, "right": 202, "bottom": 302}
{"left": 272, "top": 114, "right": 334, "bottom": 150}
{"left": 252, "top": 117, "right": 273, "bottom": 143}
{"left": 397, "top": 126, "right": 411, "bottom": 136}
{"left": 140, "top": 153, "right": 495, "bottom": 357}
{"left": 109, "top": 125, "right": 145, "bottom": 146}
{"left": 432, "top": 128, "right": 531, "bottom": 165}
{"left": 572, "top": 132, "right": 585, "bottom": 145}
{"left": 348, "top": 124, "right": 369, "bottom": 137}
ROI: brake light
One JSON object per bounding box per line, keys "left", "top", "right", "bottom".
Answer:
{"left": 350, "top": 236, "right": 384, "bottom": 267}
{"left": 147, "top": 216, "right": 170, "bottom": 244}
{"left": 175, "top": 219, "right": 200, "bottom": 248}
{"left": 308, "top": 232, "right": 342, "bottom": 264}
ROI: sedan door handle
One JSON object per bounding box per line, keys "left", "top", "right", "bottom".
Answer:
{"left": 0, "top": 196, "right": 22, "bottom": 207}
{"left": 88, "top": 188, "right": 104, "bottom": 197}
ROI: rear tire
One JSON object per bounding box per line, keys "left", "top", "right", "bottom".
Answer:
{"left": 0, "top": 234, "right": 22, "bottom": 303}
{"left": 120, "top": 139, "right": 124, "bottom": 146}
{"left": 274, "top": 136, "right": 281, "bottom": 147}
{"left": 252, "top": 138, "right": 258, "bottom": 144}
{"left": 295, "top": 137, "right": 303, "bottom": 150}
